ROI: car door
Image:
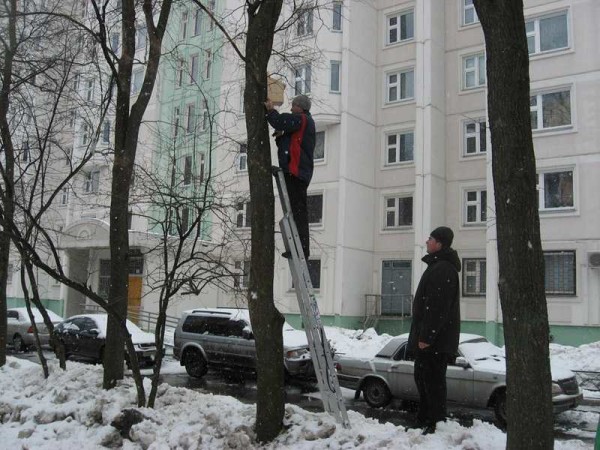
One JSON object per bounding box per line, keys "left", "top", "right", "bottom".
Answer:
{"left": 386, "top": 342, "right": 418, "bottom": 399}
{"left": 58, "top": 319, "right": 80, "bottom": 354}
{"left": 446, "top": 352, "right": 475, "bottom": 405}
{"left": 76, "top": 317, "right": 102, "bottom": 360}
{"left": 226, "top": 320, "right": 255, "bottom": 369}
{"left": 6, "top": 310, "right": 20, "bottom": 340}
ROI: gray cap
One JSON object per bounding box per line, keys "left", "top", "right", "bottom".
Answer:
{"left": 292, "top": 94, "right": 311, "bottom": 112}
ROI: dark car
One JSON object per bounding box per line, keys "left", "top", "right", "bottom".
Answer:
{"left": 55, "top": 314, "right": 158, "bottom": 366}
{"left": 173, "top": 308, "right": 313, "bottom": 379}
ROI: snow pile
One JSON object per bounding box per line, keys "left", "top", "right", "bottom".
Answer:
{"left": 325, "top": 327, "right": 393, "bottom": 359}
{"left": 550, "top": 341, "right": 600, "bottom": 372}
{"left": 0, "top": 356, "right": 591, "bottom": 449}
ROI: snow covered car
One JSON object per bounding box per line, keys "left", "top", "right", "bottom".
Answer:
{"left": 173, "top": 308, "right": 314, "bottom": 379}
{"left": 54, "top": 314, "right": 158, "bottom": 367}
{"left": 7, "top": 307, "right": 64, "bottom": 351}
{"left": 335, "top": 333, "right": 582, "bottom": 425}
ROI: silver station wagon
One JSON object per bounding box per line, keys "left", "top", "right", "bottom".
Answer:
{"left": 335, "top": 333, "right": 582, "bottom": 425}
{"left": 173, "top": 308, "right": 314, "bottom": 379}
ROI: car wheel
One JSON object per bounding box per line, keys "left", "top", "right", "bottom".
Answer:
{"left": 363, "top": 378, "right": 392, "bottom": 408}
{"left": 184, "top": 348, "right": 208, "bottom": 378}
{"left": 12, "top": 334, "right": 26, "bottom": 352}
{"left": 493, "top": 389, "right": 507, "bottom": 428}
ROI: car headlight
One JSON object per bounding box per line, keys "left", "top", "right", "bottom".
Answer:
{"left": 286, "top": 348, "right": 310, "bottom": 359}
{"left": 552, "top": 382, "right": 563, "bottom": 396}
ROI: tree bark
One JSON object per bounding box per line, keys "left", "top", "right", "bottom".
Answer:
{"left": 244, "top": 0, "right": 285, "bottom": 442}
{"left": 473, "top": 1, "right": 553, "bottom": 448}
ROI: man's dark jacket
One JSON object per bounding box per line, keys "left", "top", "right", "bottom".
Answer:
{"left": 407, "top": 247, "right": 461, "bottom": 355}
{"left": 266, "top": 109, "right": 315, "bottom": 185}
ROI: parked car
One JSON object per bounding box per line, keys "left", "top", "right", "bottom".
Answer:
{"left": 335, "top": 333, "right": 582, "bottom": 425}
{"left": 7, "top": 307, "right": 64, "bottom": 351}
{"left": 54, "top": 314, "right": 157, "bottom": 367}
{"left": 173, "top": 308, "right": 314, "bottom": 379}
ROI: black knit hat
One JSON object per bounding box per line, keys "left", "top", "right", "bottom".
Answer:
{"left": 430, "top": 226, "right": 454, "bottom": 248}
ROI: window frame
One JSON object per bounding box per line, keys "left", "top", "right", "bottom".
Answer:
{"left": 194, "top": 8, "right": 203, "bottom": 36}
{"left": 384, "top": 129, "right": 414, "bottom": 166}
{"left": 537, "top": 169, "right": 575, "bottom": 212}
{"left": 330, "top": 60, "right": 341, "bottom": 93}
{"left": 462, "top": 52, "right": 486, "bottom": 90}
{"left": 461, "top": 0, "right": 479, "bottom": 26}
{"left": 189, "top": 53, "right": 199, "bottom": 84}
{"left": 526, "top": 10, "right": 569, "bottom": 56}
{"left": 183, "top": 155, "right": 193, "bottom": 186}
{"left": 385, "top": 9, "right": 414, "bottom": 46}
{"left": 307, "top": 192, "right": 324, "bottom": 226}
{"left": 332, "top": 1, "right": 342, "bottom": 31}
{"left": 186, "top": 103, "right": 195, "bottom": 133}
{"left": 462, "top": 258, "right": 486, "bottom": 297}
{"left": 385, "top": 68, "right": 414, "bottom": 104}
{"left": 84, "top": 169, "right": 100, "bottom": 194}
{"left": 544, "top": 250, "right": 576, "bottom": 296}
{"left": 314, "top": 131, "right": 325, "bottom": 161}
{"left": 234, "top": 260, "right": 250, "bottom": 289}
{"left": 294, "top": 64, "right": 312, "bottom": 95}
{"left": 235, "top": 200, "right": 251, "bottom": 229}
{"left": 463, "top": 188, "right": 487, "bottom": 226}
{"left": 530, "top": 88, "right": 572, "bottom": 132}
{"left": 297, "top": 7, "right": 314, "bottom": 37}
{"left": 102, "top": 120, "right": 111, "bottom": 144}
{"left": 463, "top": 118, "right": 487, "bottom": 156}
{"left": 237, "top": 143, "right": 248, "bottom": 172}
{"left": 383, "top": 194, "right": 413, "bottom": 229}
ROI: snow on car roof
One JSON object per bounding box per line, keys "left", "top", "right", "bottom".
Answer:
{"left": 183, "top": 308, "right": 296, "bottom": 332}
{"left": 65, "top": 314, "right": 153, "bottom": 343}
{"left": 396, "top": 332, "right": 488, "bottom": 344}
{"left": 9, "top": 307, "right": 63, "bottom": 323}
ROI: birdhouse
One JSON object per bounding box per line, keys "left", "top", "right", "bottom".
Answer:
{"left": 267, "top": 76, "right": 285, "bottom": 106}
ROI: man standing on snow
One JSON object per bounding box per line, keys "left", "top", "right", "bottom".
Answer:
{"left": 264, "top": 94, "right": 316, "bottom": 260}
{"left": 407, "top": 226, "right": 461, "bottom": 435}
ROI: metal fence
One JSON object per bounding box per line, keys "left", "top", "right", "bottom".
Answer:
{"left": 81, "top": 303, "right": 179, "bottom": 333}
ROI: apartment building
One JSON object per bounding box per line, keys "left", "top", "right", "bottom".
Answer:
{"left": 7, "top": 0, "right": 598, "bottom": 346}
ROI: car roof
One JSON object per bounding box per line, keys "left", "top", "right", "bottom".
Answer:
{"left": 8, "top": 307, "right": 63, "bottom": 322}
{"left": 183, "top": 308, "right": 250, "bottom": 322}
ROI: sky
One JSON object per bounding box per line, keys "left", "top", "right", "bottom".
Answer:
{"left": 0, "top": 326, "right": 597, "bottom": 449}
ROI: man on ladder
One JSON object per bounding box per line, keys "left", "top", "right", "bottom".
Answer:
{"left": 265, "top": 96, "right": 350, "bottom": 428}
{"left": 264, "top": 95, "right": 315, "bottom": 259}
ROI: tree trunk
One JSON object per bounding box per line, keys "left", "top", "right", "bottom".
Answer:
{"left": 244, "top": 0, "right": 285, "bottom": 442}
{"left": 474, "top": 1, "right": 554, "bottom": 448}
{"left": 0, "top": 0, "right": 18, "bottom": 368}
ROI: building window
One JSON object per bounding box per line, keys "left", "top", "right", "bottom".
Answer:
{"left": 181, "top": 11, "right": 188, "bottom": 39}
{"left": 201, "top": 100, "right": 209, "bottom": 131}
{"left": 60, "top": 187, "right": 69, "bottom": 206}
{"left": 384, "top": 196, "right": 413, "bottom": 228}
{"left": 207, "top": 0, "right": 215, "bottom": 30}
{"left": 332, "top": 2, "right": 342, "bottom": 31}
{"left": 307, "top": 193, "right": 323, "bottom": 225}
{"left": 464, "top": 189, "right": 486, "bottom": 224}
{"left": 131, "top": 68, "right": 144, "bottom": 95}
{"left": 197, "top": 152, "right": 206, "bottom": 184}
{"left": 294, "top": 64, "right": 311, "bottom": 95}
{"left": 183, "top": 155, "right": 192, "bottom": 185}
{"left": 176, "top": 59, "right": 184, "bottom": 87}
{"left": 386, "top": 9, "right": 414, "bottom": 45}
{"left": 463, "top": 258, "right": 486, "bottom": 296}
{"left": 462, "top": 0, "right": 479, "bottom": 26}
{"left": 86, "top": 79, "right": 94, "bottom": 101}
{"left": 237, "top": 143, "right": 247, "bottom": 172}
{"left": 102, "top": 121, "right": 111, "bottom": 144}
{"left": 234, "top": 260, "right": 250, "bottom": 289}
{"left": 194, "top": 9, "right": 203, "bottom": 36}
{"left": 386, "top": 69, "right": 414, "bottom": 103}
{"left": 330, "top": 60, "right": 341, "bottom": 93}
{"left": 81, "top": 123, "right": 90, "bottom": 146}
{"left": 190, "top": 54, "right": 199, "bottom": 84}
{"left": 204, "top": 50, "right": 212, "bottom": 79}
{"left": 84, "top": 169, "right": 100, "bottom": 193}
{"left": 180, "top": 207, "right": 190, "bottom": 233}
{"left": 110, "top": 33, "right": 120, "bottom": 53}
{"left": 537, "top": 170, "right": 573, "bottom": 210}
{"left": 98, "top": 259, "right": 110, "bottom": 298}
{"left": 314, "top": 131, "right": 325, "bottom": 160}
{"left": 186, "top": 103, "right": 195, "bottom": 133}
{"left": 464, "top": 119, "right": 486, "bottom": 155}
{"left": 297, "top": 7, "right": 313, "bottom": 37}
{"left": 526, "top": 12, "right": 568, "bottom": 55}
{"left": 463, "top": 53, "right": 486, "bottom": 89}
{"left": 21, "top": 142, "right": 30, "bottom": 162}
{"left": 294, "top": 259, "right": 321, "bottom": 289}
{"left": 6, "top": 263, "right": 13, "bottom": 285}
{"left": 544, "top": 251, "right": 575, "bottom": 295}
{"left": 530, "top": 90, "right": 571, "bottom": 130}
{"left": 173, "top": 106, "right": 180, "bottom": 139}
{"left": 135, "top": 25, "right": 146, "bottom": 50}
{"left": 385, "top": 131, "right": 414, "bottom": 165}
{"left": 236, "top": 201, "right": 251, "bottom": 228}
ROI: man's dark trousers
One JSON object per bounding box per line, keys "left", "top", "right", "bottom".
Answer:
{"left": 284, "top": 173, "right": 309, "bottom": 259}
{"left": 414, "top": 351, "right": 449, "bottom": 426}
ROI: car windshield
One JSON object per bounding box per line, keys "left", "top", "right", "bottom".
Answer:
{"left": 460, "top": 339, "right": 505, "bottom": 362}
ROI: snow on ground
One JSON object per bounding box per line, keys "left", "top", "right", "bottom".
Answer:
{"left": 0, "top": 327, "right": 597, "bottom": 449}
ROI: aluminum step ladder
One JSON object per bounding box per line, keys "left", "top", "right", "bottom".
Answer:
{"left": 272, "top": 167, "right": 350, "bottom": 429}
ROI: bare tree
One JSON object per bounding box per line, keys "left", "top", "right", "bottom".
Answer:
{"left": 473, "top": 1, "right": 553, "bottom": 448}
